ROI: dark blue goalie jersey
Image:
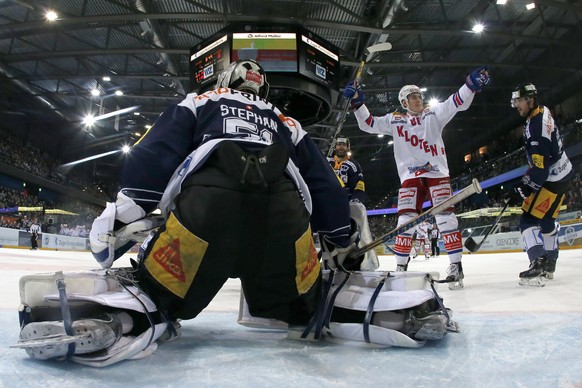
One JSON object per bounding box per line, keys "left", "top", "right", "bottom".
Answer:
{"left": 121, "top": 87, "right": 352, "bottom": 247}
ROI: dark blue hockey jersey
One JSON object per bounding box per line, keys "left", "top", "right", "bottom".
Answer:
{"left": 522, "top": 105, "right": 573, "bottom": 191}
{"left": 121, "top": 87, "right": 352, "bottom": 247}
{"left": 328, "top": 156, "right": 367, "bottom": 203}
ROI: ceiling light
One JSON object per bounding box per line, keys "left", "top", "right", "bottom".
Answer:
{"left": 420, "top": 87, "right": 427, "bottom": 92}
{"left": 429, "top": 98, "right": 439, "bottom": 107}
{"left": 122, "top": 145, "right": 131, "bottom": 153}
{"left": 145, "top": 124, "right": 152, "bottom": 129}
{"left": 496, "top": 0, "right": 507, "bottom": 4}
{"left": 90, "top": 89, "right": 100, "bottom": 96}
{"left": 134, "top": 112, "right": 140, "bottom": 115}
{"left": 472, "top": 23, "right": 484, "bottom": 33}
{"left": 102, "top": 76, "right": 111, "bottom": 81}
{"left": 83, "top": 115, "right": 96, "bottom": 126}
{"left": 388, "top": 140, "right": 394, "bottom": 145}
{"left": 377, "top": 134, "right": 384, "bottom": 138}
{"left": 115, "top": 90, "right": 123, "bottom": 96}
{"left": 45, "top": 11, "right": 58, "bottom": 21}
{"left": 526, "top": 2, "right": 535, "bottom": 10}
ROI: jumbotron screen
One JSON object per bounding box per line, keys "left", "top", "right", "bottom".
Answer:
{"left": 189, "top": 34, "right": 231, "bottom": 91}
{"left": 298, "top": 34, "right": 340, "bottom": 89}
{"left": 232, "top": 32, "right": 297, "bottom": 72}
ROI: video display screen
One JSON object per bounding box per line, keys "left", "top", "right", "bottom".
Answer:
{"left": 232, "top": 32, "right": 297, "bottom": 72}
{"left": 298, "top": 34, "right": 340, "bottom": 89}
{"left": 189, "top": 34, "right": 231, "bottom": 91}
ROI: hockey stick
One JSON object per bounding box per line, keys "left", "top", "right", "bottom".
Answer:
{"left": 327, "top": 42, "right": 393, "bottom": 157}
{"left": 346, "top": 178, "right": 482, "bottom": 260}
{"left": 463, "top": 201, "right": 510, "bottom": 253}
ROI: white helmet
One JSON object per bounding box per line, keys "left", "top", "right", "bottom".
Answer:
{"left": 216, "top": 59, "right": 269, "bottom": 99}
{"left": 398, "top": 85, "right": 423, "bottom": 111}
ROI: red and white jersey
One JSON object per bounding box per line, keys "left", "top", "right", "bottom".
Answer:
{"left": 416, "top": 221, "right": 430, "bottom": 240}
{"left": 354, "top": 84, "right": 475, "bottom": 183}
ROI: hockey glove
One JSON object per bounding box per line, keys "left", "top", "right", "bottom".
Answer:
{"left": 320, "top": 219, "right": 364, "bottom": 271}
{"left": 343, "top": 81, "right": 365, "bottom": 110}
{"left": 465, "top": 66, "right": 492, "bottom": 92}
{"left": 505, "top": 182, "right": 534, "bottom": 205}
{"left": 90, "top": 191, "right": 162, "bottom": 268}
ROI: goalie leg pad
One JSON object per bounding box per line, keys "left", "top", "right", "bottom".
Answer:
{"left": 17, "top": 312, "right": 125, "bottom": 360}
{"left": 349, "top": 201, "right": 379, "bottom": 271}
{"left": 15, "top": 270, "right": 168, "bottom": 367}
{"left": 318, "top": 271, "right": 455, "bottom": 348}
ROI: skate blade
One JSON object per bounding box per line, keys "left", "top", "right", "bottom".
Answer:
{"left": 448, "top": 279, "right": 464, "bottom": 290}
{"left": 446, "top": 320, "right": 460, "bottom": 333}
{"left": 519, "top": 277, "right": 545, "bottom": 287}
{"left": 11, "top": 333, "right": 90, "bottom": 349}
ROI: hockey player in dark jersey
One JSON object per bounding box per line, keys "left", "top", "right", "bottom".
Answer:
{"left": 90, "top": 59, "right": 360, "bottom": 323}
{"left": 328, "top": 137, "right": 366, "bottom": 203}
{"left": 508, "top": 83, "right": 574, "bottom": 286}
{"left": 327, "top": 137, "right": 379, "bottom": 270}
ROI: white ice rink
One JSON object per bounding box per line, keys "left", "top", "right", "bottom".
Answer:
{"left": 1, "top": 247, "right": 581, "bottom": 387}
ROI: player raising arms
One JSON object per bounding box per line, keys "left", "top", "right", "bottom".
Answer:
{"left": 343, "top": 67, "right": 491, "bottom": 289}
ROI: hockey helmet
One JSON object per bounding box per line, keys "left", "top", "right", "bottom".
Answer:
{"left": 398, "top": 85, "right": 424, "bottom": 110}
{"left": 511, "top": 83, "right": 537, "bottom": 107}
{"left": 336, "top": 137, "right": 350, "bottom": 149}
{"left": 216, "top": 59, "right": 270, "bottom": 99}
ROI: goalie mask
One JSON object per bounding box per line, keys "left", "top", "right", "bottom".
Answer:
{"left": 398, "top": 85, "right": 424, "bottom": 112}
{"left": 511, "top": 83, "right": 537, "bottom": 108}
{"left": 216, "top": 59, "right": 270, "bottom": 99}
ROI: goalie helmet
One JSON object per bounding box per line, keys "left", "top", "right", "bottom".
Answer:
{"left": 511, "top": 83, "right": 537, "bottom": 107}
{"left": 216, "top": 59, "right": 270, "bottom": 99}
{"left": 398, "top": 85, "right": 424, "bottom": 111}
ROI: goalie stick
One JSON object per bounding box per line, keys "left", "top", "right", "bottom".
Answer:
{"left": 346, "top": 178, "right": 482, "bottom": 260}
{"left": 463, "top": 201, "right": 510, "bottom": 253}
{"left": 327, "top": 42, "right": 393, "bottom": 157}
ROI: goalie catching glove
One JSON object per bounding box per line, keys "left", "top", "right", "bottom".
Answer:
{"left": 320, "top": 219, "right": 365, "bottom": 271}
{"left": 90, "top": 191, "right": 164, "bottom": 268}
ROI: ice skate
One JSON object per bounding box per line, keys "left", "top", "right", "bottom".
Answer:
{"left": 519, "top": 259, "right": 545, "bottom": 287}
{"left": 396, "top": 264, "right": 408, "bottom": 272}
{"left": 541, "top": 257, "right": 557, "bottom": 279}
{"left": 446, "top": 262, "right": 464, "bottom": 290}
{"left": 402, "top": 310, "right": 449, "bottom": 340}
{"left": 14, "top": 312, "right": 129, "bottom": 360}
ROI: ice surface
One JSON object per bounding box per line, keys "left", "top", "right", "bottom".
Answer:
{"left": 1, "top": 247, "right": 581, "bottom": 387}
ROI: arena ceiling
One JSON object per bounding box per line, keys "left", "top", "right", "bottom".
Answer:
{"left": 1, "top": 0, "right": 581, "bottom": 204}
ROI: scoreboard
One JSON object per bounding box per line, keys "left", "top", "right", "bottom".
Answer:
{"left": 189, "top": 34, "right": 230, "bottom": 90}
{"left": 298, "top": 34, "right": 339, "bottom": 89}
{"left": 189, "top": 26, "right": 340, "bottom": 92}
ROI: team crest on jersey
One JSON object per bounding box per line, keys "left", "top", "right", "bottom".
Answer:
{"left": 408, "top": 162, "right": 440, "bottom": 176}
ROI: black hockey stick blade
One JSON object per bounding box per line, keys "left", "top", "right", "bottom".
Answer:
{"left": 463, "top": 201, "right": 510, "bottom": 253}
{"left": 464, "top": 237, "right": 480, "bottom": 253}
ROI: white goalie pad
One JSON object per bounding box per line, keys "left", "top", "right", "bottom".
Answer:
{"left": 349, "top": 201, "right": 379, "bottom": 270}
{"left": 319, "top": 270, "right": 455, "bottom": 348}
{"left": 16, "top": 270, "right": 168, "bottom": 367}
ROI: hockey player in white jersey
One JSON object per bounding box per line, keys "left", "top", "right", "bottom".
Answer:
{"left": 415, "top": 221, "right": 431, "bottom": 260}
{"left": 344, "top": 66, "right": 492, "bottom": 289}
